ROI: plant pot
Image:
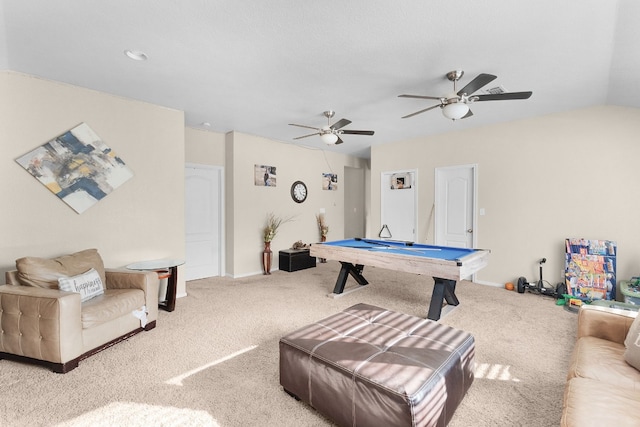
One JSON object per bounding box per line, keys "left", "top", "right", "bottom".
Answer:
{"left": 263, "top": 241, "right": 272, "bottom": 275}
{"left": 320, "top": 235, "right": 327, "bottom": 263}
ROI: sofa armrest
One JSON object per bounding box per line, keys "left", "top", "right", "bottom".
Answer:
{"left": 5, "top": 270, "right": 19, "bottom": 285}
{"left": 0, "top": 285, "right": 83, "bottom": 363}
{"left": 105, "top": 269, "right": 159, "bottom": 321}
{"left": 577, "top": 304, "right": 638, "bottom": 344}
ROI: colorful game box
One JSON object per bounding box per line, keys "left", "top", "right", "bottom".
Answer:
{"left": 565, "top": 238, "right": 616, "bottom": 300}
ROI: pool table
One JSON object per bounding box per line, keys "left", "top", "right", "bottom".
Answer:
{"left": 309, "top": 238, "right": 490, "bottom": 320}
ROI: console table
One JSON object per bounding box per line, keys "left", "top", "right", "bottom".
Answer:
{"left": 126, "top": 258, "right": 184, "bottom": 312}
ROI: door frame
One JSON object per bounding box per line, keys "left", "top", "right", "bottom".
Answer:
{"left": 434, "top": 164, "right": 478, "bottom": 248}
{"left": 185, "top": 163, "right": 225, "bottom": 279}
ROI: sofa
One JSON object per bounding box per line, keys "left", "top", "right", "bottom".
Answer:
{"left": 562, "top": 304, "right": 640, "bottom": 426}
{"left": 0, "top": 249, "right": 158, "bottom": 373}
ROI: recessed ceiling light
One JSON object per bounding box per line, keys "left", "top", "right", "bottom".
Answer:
{"left": 201, "top": 122, "right": 212, "bottom": 127}
{"left": 124, "top": 50, "right": 148, "bottom": 61}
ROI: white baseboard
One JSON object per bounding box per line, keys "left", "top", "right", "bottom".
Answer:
{"left": 474, "top": 279, "right": 504, "bottom": 288}
{"left": 228, "top": 268, "right": 280, "bottom": 279}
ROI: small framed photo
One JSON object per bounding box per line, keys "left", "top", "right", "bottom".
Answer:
{"left": 322, "top": 173, "right": 338, "bottom": 191}
{"left": 255, "top": 164, "right": 276, "bottom": 187}
{"left": 391, "top": 172, "right": 412, "bottom": 190}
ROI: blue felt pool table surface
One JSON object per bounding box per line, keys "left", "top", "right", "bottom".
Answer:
{"left": 321, "top": 238, "right": 477, "bottom": 261}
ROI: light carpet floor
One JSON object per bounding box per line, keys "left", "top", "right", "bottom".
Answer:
{"left": 0, "top": 261, "right": 577, "bottom": 426}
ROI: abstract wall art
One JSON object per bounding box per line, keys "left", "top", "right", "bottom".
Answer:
{"left": 15, "top": 122, "right": 134, "bottom": 214}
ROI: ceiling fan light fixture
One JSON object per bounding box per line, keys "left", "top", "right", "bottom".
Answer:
{"left": 320, "top": 133, "right": 339, "bottom": 145}
{"left": 442, "top": 102, "right": 469, "bottom": 120}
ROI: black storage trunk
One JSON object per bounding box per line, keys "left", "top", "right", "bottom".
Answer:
{"left": 279, "top": 249, "right": 316, "bottom": 272}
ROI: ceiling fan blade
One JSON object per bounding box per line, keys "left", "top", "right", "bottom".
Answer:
{"left": 341, "top": 130, "right": 374, "bottom": 136}
{"left": 457, "top": 73, "right": 497, "bottom": 96}
{"left": 289, "top": 123, "right": 322, "bottom": 131}
{"left": 461, "top": 109, "right": 474, "bottom": 119}
{"left": 335, "top": 136, "right": 344, "bottom": 145}
{"left": 331, "top": 118, "right": 352, "bottom": 130}
{"left": 473, "top": 91, "right": 533, "bottom": 101}
{"left": 398, "top": 94, "right": 442, "bottom": 100}
{"left": 293, "top": 132, "right": 321, "bottom": 140}
{"left": 401, "top": 104, "right": 441, "bottom": 119}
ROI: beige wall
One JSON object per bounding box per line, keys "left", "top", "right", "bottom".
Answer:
{"left": 0, "top": 71, "right": 187, "bottom": 296}
{"left": 184, "top": 127, "right": 225, "bottom": 165}
{"left": 224, "top": 132, "right": 368, "bottom": 277}
{"left": 371, "top": 105, "right": 640, "bottom": 288}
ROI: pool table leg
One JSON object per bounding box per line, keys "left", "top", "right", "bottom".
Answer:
{"left": 427, "top": 278, "right": 459, "bottom": 321}
{"left": 333, "top": 262, "right": 369, "bottom": 294}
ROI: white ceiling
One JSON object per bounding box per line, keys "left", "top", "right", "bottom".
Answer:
{"left": 1, "top": 0, "right": 639, "bottom": 158}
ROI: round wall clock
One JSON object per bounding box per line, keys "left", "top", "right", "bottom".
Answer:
{"left": 290, "top": 180, "right": 307, "bottom": 203}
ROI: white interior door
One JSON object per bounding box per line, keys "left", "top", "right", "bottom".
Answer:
{"left": 380, "top": 170, "right": 417, "bottom": 242}
{"left": 185, "top": 164, "right": 224, "bottom": 280}
{"left": 435, "top": 164, "right": 476, "bottom": 248}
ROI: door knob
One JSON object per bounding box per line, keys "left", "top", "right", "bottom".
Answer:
{"left": 467, "top": 229, "right": 473, "bottom": 233}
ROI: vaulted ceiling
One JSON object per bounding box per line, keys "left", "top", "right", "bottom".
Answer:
{"left": 1, "top": 1, "right": 639, "bottom": 158}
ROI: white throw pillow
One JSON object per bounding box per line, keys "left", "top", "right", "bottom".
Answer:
{"left": 624, "top": 314, "right": 640, "bottom": 371}
{"left": 58, "top": 268, "right": 105, "bottom": 302}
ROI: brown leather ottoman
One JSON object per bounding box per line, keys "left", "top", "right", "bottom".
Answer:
{"left": 279, "top": 303, "right": 475, "bottom": 427}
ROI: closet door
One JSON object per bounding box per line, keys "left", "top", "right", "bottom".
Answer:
{"left": 380, "top": 170, "right": 417, "bottom": 242}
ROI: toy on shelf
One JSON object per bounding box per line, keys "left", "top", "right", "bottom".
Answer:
{"left": 619, "top": 277, "right": 640, "bottom": 305}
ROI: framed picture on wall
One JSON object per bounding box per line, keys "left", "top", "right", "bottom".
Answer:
{"left": 391, "top": 172, "right": 412, "bottom": 190}
{"left": 255, "top": 164, "right": 277, "bottom": 187}
{"left": 322, "top": 173, "right": 338, "bottom": 191}
{"left": 15, "top": 122, "right": 134, "bottom": 214}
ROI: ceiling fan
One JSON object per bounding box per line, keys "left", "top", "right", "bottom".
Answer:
{"left": 289, "top": 110, "right": 375, "bottom": 145}
{"left": 399, "top": 70, "right": 532, "bottom": 120}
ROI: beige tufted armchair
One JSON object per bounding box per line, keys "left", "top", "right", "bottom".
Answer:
{"left": 0, "top": 249, "right": 158, "bottom": 373}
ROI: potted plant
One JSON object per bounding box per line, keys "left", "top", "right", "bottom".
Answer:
{"left": 316, "top": 213, "right": 329, "bottom": 241}
{"left": 262, "top": 213, "right": 293, "bottom": 274}
{"left": 316, "top": 213, "right": 329, "bottom": 263}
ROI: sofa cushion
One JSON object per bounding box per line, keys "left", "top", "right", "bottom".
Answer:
{"left": 15, "top": 249, "right": 106, "bottom": 289}
{"left": 562, "top": 377, "right": 640, "bottom": 427}
{"left": 624, "top": 313, "right": 640, "bottom": 370}
{"left": 80, "top": 288, "right": 145, "bottom": 329}
{"left": 568, "top": 336, "right": 640, "bottom": 391}
{"left": 58, "top": 268, "right": 105, "bottom": 302}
